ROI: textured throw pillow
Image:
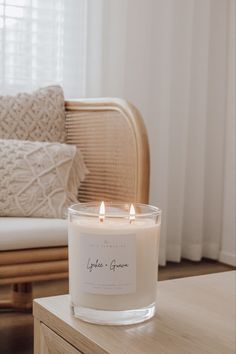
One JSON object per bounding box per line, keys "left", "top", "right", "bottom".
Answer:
{"left": 0, "top": 139, "right": 88, "bottom": 218}
{"left": 0, "top": 85, "right": 66, "bottom": 142}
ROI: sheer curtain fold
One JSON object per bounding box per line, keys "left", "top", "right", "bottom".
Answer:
{"left": 0, "top": 0, "right": 87, "bottom": 97}
{"left": 219, "top": 0, "right": 236, "bottom": 266}
{"left": 86, "top": 0, "right": 236, "bottom": 266}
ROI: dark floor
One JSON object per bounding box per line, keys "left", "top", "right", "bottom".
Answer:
{"left": 0, "top": 259, "right": 235, "bottom": 354}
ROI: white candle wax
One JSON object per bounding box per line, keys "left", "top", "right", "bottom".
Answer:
{"left": 68, "top": 217, "right": 160, "bottom": 311}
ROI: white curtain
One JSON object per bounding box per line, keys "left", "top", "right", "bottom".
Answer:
{"left": 0, "top": 0, "right": 87, "bottom": 97}
{"left": 86, "top": 0, "right": 236, "bottom": 266}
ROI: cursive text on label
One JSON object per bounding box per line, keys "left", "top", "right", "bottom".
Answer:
{"left": 86, "top": 258, "right": 129, "bottom": 272}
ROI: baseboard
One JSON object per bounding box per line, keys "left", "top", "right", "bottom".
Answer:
{"left": 219, "top": 251, "right": 236, "bottom": 267}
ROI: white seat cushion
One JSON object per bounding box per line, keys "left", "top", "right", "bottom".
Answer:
{"left": 0, "top": 217, "right": 67, "bottom": 251}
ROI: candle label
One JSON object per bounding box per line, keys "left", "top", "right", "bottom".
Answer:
{"left": 78, "top": 233, "right": 136, "bottom": 295}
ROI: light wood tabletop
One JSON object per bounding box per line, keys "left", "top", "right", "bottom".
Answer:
{"left": 33, "top": 271, "right": 236, "bottom": 354}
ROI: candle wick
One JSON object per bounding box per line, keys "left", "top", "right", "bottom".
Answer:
{"left": 99, "top": 215, "right": 105, "bottom": 223}
{"left": 99, "top": 201, "right": 105, "bottom": 222}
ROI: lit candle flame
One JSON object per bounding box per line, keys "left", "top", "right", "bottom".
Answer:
{"left": 129, "top": 204, "right": 135, "bottom": 223}
{"left": 99, "top": 201, "right": 105, "bottom": 222}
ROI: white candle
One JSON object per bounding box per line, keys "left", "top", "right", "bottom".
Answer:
{"left": 68, "top": 203, "right": 161, "bottom": 325}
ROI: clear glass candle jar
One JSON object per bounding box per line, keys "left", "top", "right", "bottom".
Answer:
{"left": 68, "top": 202, "right": 161, "bottom": 325}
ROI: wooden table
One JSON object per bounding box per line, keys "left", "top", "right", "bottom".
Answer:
{"left": 33, "top": 271, "right": 236, "bottom": 354}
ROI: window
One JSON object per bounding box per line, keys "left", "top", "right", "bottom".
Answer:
{"left": 0, "top": 0, "right": 87, "bottom": 97}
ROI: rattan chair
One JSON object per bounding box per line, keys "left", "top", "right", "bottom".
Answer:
{"left": 0, "top": 98, "right": 150, "bottom": 310}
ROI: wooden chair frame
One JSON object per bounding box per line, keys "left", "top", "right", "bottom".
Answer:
{"left": 0, "top": 98, "right": 150, "bottom": 310}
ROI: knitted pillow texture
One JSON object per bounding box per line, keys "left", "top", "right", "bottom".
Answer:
{"left": 0, "top": 139, "right": 88, "bottom": 218}
{"left": 0, "top": 85, "right": 66, "bottom": 142}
